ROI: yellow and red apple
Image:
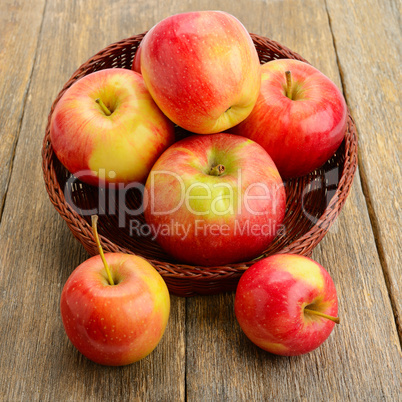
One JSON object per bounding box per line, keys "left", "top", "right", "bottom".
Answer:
{"left": 50, "top": 68, "right": 175, "bottom": 186}
{"left": 232, "top": 59, "right": 347, "bottom": 178}
{"left": 60, "top": 217, "right": 170, "bottom": 366}
{"left": 143, "top": 133, "right": 286, "bottom": 266}
{"left": 137, "top": 11, "right": 261, "bottom": 134}
{"left": 235, "top": 254, "right": 339, "bottom": 356}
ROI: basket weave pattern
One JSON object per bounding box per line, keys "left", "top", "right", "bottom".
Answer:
{"left": 42, "top": 33, "right": 358, "bottom": 296}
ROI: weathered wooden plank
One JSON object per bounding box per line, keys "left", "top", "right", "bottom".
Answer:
{"left": 1, "top": 0, "right": 401, "bottom": 401}
{"left": 184, "top": 0, "right": 402, "bottom": 399}
{"left": 0, "top": 0, "right": 46, "bottom": 217}
{"left": 0, "top": 1, "right": 186, "bottom": 400}
{"left": 325, "top": 0, "right": 402, "bottom": 339}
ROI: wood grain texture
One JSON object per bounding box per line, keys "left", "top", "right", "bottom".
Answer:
{"left": 0, "top": 0, "right": 401, "bottom": 400}
{"left": 0, "top": 1, "right": 186, "bottom": 400}
{"left": 325, "top": 0, "right": 402, "bottom": 339}
{"left": 184, "top": 0, "right": 402, "bottom": 399}
{"left": 0, "top": 0, "right": 46, "bottom": 217}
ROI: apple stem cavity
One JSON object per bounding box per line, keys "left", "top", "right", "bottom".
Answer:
{"left": 304, "top": 308, "right": 340, "bottom": 324}
{"left": 285, "top": 70, "right": 293, "bottom": 100}
{"left": 91, "top": 215, "right": 115, "bottom": 286}
{"left": 209, "top": 164, "right": 225, "bottom": 176}
{"left": 95, "top": 98, "right": 112, "bottom": 116}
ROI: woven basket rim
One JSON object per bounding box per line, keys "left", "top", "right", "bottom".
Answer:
{"left": 42, "top": 32, "right": 358, "bottom": 284}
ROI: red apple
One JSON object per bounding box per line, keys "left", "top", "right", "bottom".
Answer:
{"left": 132, "top": 43, "right": 142, "bottom": 74}
{"left": 50, "top": 68, "right": 175, "bottom": 186}
{"left": 232, "top": 59, "right": 347, "bottom": 178}
{"left": 138, "top": 11, "right": 261, "bottom": 134}
{"left": 143, "top": 133, "right": 286, "bottom": 266}
{"left": 234, "top": 254, "right": 339, "bottom": 356}
{"left": 60, "top": 216, "right": 170, "bottom": 366}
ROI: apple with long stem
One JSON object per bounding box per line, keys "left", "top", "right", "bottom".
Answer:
{"left": 232, "top": 58, "right": 347, "bottom": 178}
{"left": 60, "top": 216, "right": 170, "bottom": 366}
{"left": 234, "top": 254, "right": 340, "bottom": 356}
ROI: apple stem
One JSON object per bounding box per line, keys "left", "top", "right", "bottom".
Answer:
{"left": 285, "top": 70, "right": 293, "bottom": 100}
{"left": 95, "top": 98, "right": 112, "bottom": 116}
{"left": 91, "top": 215, "right": 115, "bottom": 286}
{"left": 209, "top": 164, "right": 225, "bottom": 176}
{"left": 304, "top": 308, "right": 340, "bottom": 324}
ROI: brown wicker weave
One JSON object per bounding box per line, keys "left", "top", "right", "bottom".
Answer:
{"left": 42, "top": 33, "right": 358, "bottom": 297}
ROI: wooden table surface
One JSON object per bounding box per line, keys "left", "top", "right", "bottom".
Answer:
{"left": 1, "top": 0, "right": 401, "bottom": 400}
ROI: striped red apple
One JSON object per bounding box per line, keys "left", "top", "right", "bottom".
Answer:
{"left": 137, "top": 11, "right": 261, "bottom": 134}
{"left": 235, "top": 254, "right": 339, "bottom": 356}
{"left": 232, "top": 59, "right": 347, "bottom": 178}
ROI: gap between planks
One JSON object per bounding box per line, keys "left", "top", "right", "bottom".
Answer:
{"left": 0, "top": 0, "right": 48, "bottom": 225}
{"left": 323, "top": 0, "right": 402, "bottom": 346}
{"left": 359, "top": 157, "right": 402, "bottom": 343}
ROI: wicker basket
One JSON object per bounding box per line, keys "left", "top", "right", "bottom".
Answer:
{"left": 42, "top": 33, "right": 358, "bottom": 297}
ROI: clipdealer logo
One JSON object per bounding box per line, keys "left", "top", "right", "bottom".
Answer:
{"left": 63, "top": 166, "right": 341, "bottom": 234}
